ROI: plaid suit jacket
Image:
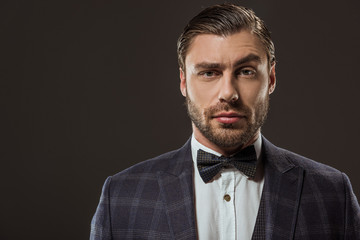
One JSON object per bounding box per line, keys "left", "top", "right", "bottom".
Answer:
{"left": 90, "top": 137, "right": 360, "bottom": 239}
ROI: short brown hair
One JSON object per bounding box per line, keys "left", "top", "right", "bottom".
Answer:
{"left": 177, "top": 4, "right": 275, "bottom": 71}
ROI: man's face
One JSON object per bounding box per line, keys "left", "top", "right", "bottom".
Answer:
{"left": 180, "top": 30, "right": 276, "bottom": 154}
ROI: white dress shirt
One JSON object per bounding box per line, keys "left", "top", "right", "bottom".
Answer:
{"left": 191, "top": 134, "right": 264, "bottom": 240}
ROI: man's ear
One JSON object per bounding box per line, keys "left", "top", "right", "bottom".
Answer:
{"left": 180, "top": 68, "right": 187, "bottom": 97}
{"left": 268, "top": 63, "right": 276, "bottom": 94}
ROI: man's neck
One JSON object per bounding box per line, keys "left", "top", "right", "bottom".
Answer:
{"left": 192, "top": 126, "right": 260, "bottom": 157}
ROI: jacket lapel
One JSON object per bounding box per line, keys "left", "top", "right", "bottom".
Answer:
{"left": 157, "top": 139, "right": 197, "bottom": 240}
{"left": 258, "top": 137, "right": 305, "bottom": 240}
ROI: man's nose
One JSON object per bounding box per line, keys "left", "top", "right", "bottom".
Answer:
{"left": 218, "top": 74, "right": 239, "bottom": 103}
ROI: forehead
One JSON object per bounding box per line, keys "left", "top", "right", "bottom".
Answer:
{"left": 185, "top": 30, "right": 267, "bottom": 67}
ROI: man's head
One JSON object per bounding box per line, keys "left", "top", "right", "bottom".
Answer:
{"left": 178, "top": 4, "right": 276, "bottom": 155}
{"left": 177, "top": 4, "right": 275, "bottom": 73}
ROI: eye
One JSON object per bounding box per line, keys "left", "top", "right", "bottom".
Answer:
{"left": 237, "top": 68, "right": 256, "bottom": 77}
{"left": 199, "top": 71, "right": 220, "bottom": 78}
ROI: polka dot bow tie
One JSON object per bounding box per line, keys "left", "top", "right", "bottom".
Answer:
{"left": 197, "top": 145, "right": 258, "bottom": 183}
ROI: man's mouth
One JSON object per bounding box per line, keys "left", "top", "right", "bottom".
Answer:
{"left": 212, "top": 112, "right": 245, "bottom": 124}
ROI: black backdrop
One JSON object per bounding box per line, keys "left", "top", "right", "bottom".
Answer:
{"left": 1, "top": 0, "right": 360, "bottom": 239}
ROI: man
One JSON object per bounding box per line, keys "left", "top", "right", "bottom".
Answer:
{"left": 91, "top": 4, "right": 360, "bottom": 240}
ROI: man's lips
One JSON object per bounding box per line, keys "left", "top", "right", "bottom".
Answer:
{"left": 212, "top": 112, "right": 245, "bottom": 124}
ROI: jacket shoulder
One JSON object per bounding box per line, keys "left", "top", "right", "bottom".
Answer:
{"left": 262, "top": 137, "right": 343, "bottom": 182}
{"left": 111, "top": 139, "right": 192, "bottom": 182}
{"left": 278, "top": 146, "right": 341, "bottom": 175}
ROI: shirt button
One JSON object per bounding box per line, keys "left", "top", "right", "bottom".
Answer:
{"left": 224, "top": 194, "right": 231, "bottom": 202}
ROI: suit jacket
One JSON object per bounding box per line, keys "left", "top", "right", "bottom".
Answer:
{"left": 90, "top": 137, "right": 360, "bottom": 239}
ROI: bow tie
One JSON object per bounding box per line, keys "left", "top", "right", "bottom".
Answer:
{"left": 197, "top": 145, "right": 258, "bottom": 183}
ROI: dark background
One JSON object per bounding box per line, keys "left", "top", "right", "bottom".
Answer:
{"left": 1, "top": 0, "right": 359, "bottom": 239}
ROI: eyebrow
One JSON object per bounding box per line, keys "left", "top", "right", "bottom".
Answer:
{"left": 194, "top": 53, "right": 262, "bottom": 70}
{"left": 233, "top": 54, "right": 262, "bottom": 67}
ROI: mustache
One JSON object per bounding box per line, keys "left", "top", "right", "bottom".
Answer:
{"left": 204, "top": 102, "right": 251, "bottom": 116}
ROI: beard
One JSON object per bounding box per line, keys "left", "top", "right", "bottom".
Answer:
{"left": 186, "top": 96, "right": 269, "bottom": 149}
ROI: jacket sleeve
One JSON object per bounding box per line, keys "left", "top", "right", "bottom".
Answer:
{"left": 90, "top": 176, "right": 113, "bottom": 240}
{"left": 342, "top": 173, "right": 360, "bottom": 239}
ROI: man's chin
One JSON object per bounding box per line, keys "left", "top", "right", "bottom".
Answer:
{"left": 208, "top": 128, "right": 248, "bottom": 147}
{"left": 213, "top": 128, "right": 245, "bottom": 139}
